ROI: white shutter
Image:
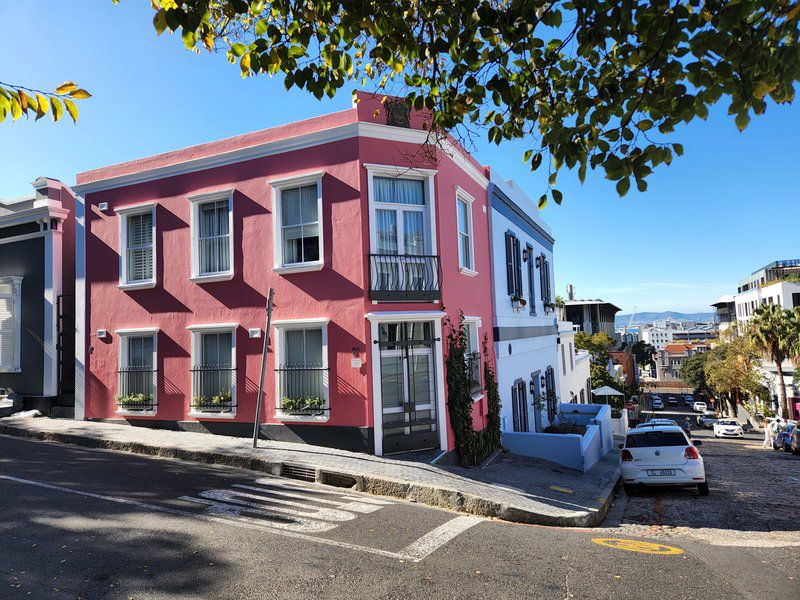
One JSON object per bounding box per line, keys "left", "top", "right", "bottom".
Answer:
{"left": 0, "top": 295, "right": 15, "bottom": 367}
{"left": 126, "top": 212, "right": 154, "bottom": 282}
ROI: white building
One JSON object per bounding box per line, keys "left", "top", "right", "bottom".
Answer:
{"left": 556, "top": 321, "right": 592, "bottom": 404}
{"left": 488, "top": 173, "right": 559, "bottom": 434}
{"left": 641, "top": 326, "right": 673, "bottom": 351}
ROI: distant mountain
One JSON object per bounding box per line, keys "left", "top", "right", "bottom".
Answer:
{"left": 615, "top": 311, "right": 716, "bottom": 327}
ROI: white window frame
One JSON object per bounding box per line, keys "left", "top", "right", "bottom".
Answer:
{"left": 272, "top": 318, "right": 329, "bottom": 422}
{"left": 269, "top": 172, "right": 325, "bottom": 274}
{"left": 463, "top": 315, "right": 483, "bottom": 401}
{"left": 117, "top": 202, "right": 157, "bottom": 290}
{"left": 187, "top": 323, "right": 238, "bottom": 418}
{"left": 115, "top": 327, "right": 158, "bottom": 416}
{"left": 364, "top": 163, "right": 438, "bottom": 256}
{"left": 188, "top": 189, "right": 234, "bottom": 283}
{"left": 0, "top": 276, "right": 23, "bottom": 373}
{"left": 455, "top": 187, "right": 477, "bottom": 276}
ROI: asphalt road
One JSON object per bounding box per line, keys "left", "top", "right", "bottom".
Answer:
{"left": 0, "top": 434, "right": 797, "bottom": 599}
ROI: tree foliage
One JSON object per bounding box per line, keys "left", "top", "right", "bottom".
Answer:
{"left": 679, "top": 350, "right": 708, "bottom": 392}
{"left": 0, "top": 81, "right": 90, "bottom": 124}
{"left": 703, "top": 333, "right": 764, "bottom": 417}
{"left": 748, "top": 304, "right": 800, "bottom": 418}
{"left": 574, "top": 331, "right": 615, "bottom": 363}
{"left": 143, "top": 0, "right": 800, "bottom": 203}
{"left": 631, "top": 340, "right": 657, "bottom": 369}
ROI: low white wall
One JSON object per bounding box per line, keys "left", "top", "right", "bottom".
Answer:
{"left": 501, "top": 431, "right": 584, "bottom": 471}
{"left": 611, "top": 410, "right": 629, "bottom": 437}
{"left": 580, "top": 425, "right": 603, "bottom": 471}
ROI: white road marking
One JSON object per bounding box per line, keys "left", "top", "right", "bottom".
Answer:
{"left": 398, "top": 516, "right": 484, "bottom": 561}
{"left": 232, "top": 483, "right": 388, "bottom": 513}
{"left": 0, "top": 474, "right": 483, "bottom": 561}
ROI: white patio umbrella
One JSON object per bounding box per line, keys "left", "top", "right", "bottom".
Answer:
{"left": 592, "top": 385, "right": 624, "bottom": 405}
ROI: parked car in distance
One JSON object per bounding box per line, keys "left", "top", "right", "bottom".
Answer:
{"left": 697, "top": 413, "right": 718, "bottom": 428}
{"left": 714, "top": 419, "right": 744, "bottom": 438}
{"left": 790, "top": 426, "right": 800, "bottom": 455}
{"left": 638, "top": 419, "right": 678, "bottom": 427}
{"left": 692, "top": 401, "right": 707, "bottom": 412}
{"left": 620, "top": 425, "right": 708, "bottom": 496}
{"left": 774, "top": 423, "right": 796, "bottom": 452}
{"left": 652, "top": 397, "right": 664, "bottom": 410}
{"left": 683, "top": 395, "right": 694, "bottom": 407}
{"left": 667, "top": 395, "right": 679, "bottom": 406}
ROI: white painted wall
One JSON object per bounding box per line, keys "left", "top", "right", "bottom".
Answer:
{"left": 489, "top": 173, "right": 558, "bottom": 433}
{"left": 641, "top": 326, "right": 673, "bottom": 351}
{"left": 734, "top": 281, "right": 800, "bottom": 326}
{"left": 556, "top": 321, "right": 591, "bottom": 404}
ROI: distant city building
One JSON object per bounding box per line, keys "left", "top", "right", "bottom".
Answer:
{"left": 641, "top": 326, "right": 673, "bottom": 351}
{"left": 657, "top": 343, "right": 709, "bottom": 381}
{"left": 710, "top": 295, "right": 736, "bottom": 332}
{"left": 562, "top": 285, "right": 621, "bottom": 338}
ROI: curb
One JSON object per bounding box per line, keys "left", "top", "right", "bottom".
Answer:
{"left": 0, "top": 421, "right": 616, "bottom": 527}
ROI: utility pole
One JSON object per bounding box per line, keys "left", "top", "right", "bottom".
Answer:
{"left": 252, "top": 288, "right": 275, "bottom": 448}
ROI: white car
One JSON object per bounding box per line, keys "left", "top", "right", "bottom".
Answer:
{"left": 638, "top": 418, "right": 678, "bottom": 427}
{"left": 652, "top": 397, "right": 664, "bottom": 410}
{"left": 620, "top": 425, "right": 708, "bottom": 496}
{"left": 692, "top": 401, "right": 707, "bottom": 412}
{"left": 714, "top": 419, "right": 744, "bottom": 438}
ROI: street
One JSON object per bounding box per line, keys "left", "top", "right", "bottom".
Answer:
{"left": 0, "top": 433, "right": 797, "bottom": 599}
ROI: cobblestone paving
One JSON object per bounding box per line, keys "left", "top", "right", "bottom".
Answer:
{"left": 601, "top": 430, "right": 800, "bottom": 547}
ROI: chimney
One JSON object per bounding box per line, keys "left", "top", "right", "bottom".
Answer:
{"left": 567, "top": 284, "right": 574, "bottom": 301}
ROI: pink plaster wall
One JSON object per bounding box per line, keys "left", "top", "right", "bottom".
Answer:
{"left": 81, "top": 102, "right": 496, "bottom": 453}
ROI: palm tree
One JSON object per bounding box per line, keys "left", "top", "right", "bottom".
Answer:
{"left": 748, "top": 304, "right": 792, "bottom": 419}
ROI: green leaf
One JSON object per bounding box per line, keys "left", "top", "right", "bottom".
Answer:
{"left": 616, "top": 177, "right": 630, "bottom": 197}
{"left": 255, "top": 19, "right": 268, "bottom": 36}
{"left": 636, "top": 119, "right": 653, "bottom": 131}
{"left": 68, "top": 89, "right": 92, "bottom": 99}
{"left": 231, "top": 43, "right": 247, "bottom": 57}
{"left": 51, "top": 97, "right": 63, "bottom": 121}
{"left": 735, "top": 112, "right": 750, "bottom": 132}
{"left": 551, "top": 189, "right": 563, "bottom": 205}
{"left": 537, "top": 194, "right": 547, "bottom": 210}
{"left": 54, "top": 81, "right": 77, "bottom": 95}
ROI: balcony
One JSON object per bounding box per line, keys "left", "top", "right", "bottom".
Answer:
{"left": 368, "top": 254, "right": 441, "bottom": 302}
{"left": 116, "top": 367, "right": 157, "bottom": 412}
{"left": 466, "top": 352, "right": 482, "bottom": 396}
{"left": 190, "top": 365, "right": 236, "bottom": 414}
{"left": 276, "top": 365, "right": 328, "bottom": 416}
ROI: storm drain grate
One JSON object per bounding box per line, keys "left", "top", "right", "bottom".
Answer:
{"left": 281, "top": 463, "right": 316, "bottom": 482}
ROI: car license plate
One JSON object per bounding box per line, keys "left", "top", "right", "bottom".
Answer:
{"left": 647, "top": 469, "right": 675, "bottom": 476}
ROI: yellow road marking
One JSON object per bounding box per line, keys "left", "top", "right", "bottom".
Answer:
{"left": 592, "top": 538, "right": 684, "bottom": 555}
{"left": 549, "top": 485, "right": 574, "bottom": 494}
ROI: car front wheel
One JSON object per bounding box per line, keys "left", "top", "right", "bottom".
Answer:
{"left": 697, "top": 482, "right": 709, "bottom": 496}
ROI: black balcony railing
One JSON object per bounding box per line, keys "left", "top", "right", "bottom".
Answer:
{"left": 466, "top": 352, "right": 482, "bottom": 396}
{"left": 116, "top": 366, "right": 157, "bottom": 411}
{"left": 368, "top": 254, "right": 440, "bottom": 301}
{"left": 276, "top": 364, "right": 328, "bottom": 416}
{"left": 190, "top": 365, "right": 236, "bottom": 413}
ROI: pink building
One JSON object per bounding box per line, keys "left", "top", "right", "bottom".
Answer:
{"left": 73, "top": 94, "right": 495, "bottom": 456}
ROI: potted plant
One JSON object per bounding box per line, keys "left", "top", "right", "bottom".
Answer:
{"left": 281, "top": 396, "right": 325, "bottom": 414}
{"left": 116, "top": 393, "right": 153, "bottom": 409}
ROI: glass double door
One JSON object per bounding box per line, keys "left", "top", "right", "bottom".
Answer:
{"left": 378, "top": 321, "right": 438, "bottom": 454}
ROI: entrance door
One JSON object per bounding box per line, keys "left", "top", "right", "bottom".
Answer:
{"left": 377, "top": 321, "right": 439, "bottom": 454}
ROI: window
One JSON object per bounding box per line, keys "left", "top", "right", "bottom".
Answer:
{"left": 118, "top": 205, "right": 156, "bottom": 289}
{"left": 793, "top": 293, "right": 800, "bottom": 308}
{"left": 463, "top": 318, "right": 482, "bottom": 398}
{"left": 504, "top": 231, "right": 523, "bottom": 301}
{"left": 455, "top": 189, "right": 475, "bottom": 274}
{"left": 116, "top": 329, "right": 157, "bottom": 413}
{"left": 579, "top": 389, "right": 585, "bottom": 403}
{"left": 271, "top": 174, "right": 324, "bottom": 273}
{"left": 511, "top": 379, "right": 529, "bottom": 432}
{"left": 188, "top": 325, "right": 237, "bottom": 415}
{"left": 538, "top": 253, "right": 552, "bottom": 306}
{"left": 0, "top": 277, "right": 22, "bottom": 372}
{"left": 545, "top": 366, "right": 557, "bottom": 422}
{"left": 189, "top": 190, "right": 233, "bottom": 282}
{"left": 569, "top": 342, "right": 574, "bottom": 371}
{"left": 526, "top": 243, "right": 536, "bottom": 315}
{"left": 274, "top": 320, "right": 329, "bottom": 419}
{"left": 374, "top": 176, "right": 427, "bottom": 255}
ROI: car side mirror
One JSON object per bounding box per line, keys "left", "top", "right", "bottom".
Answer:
{"left": 618, "top": 443, "right": 624, "bottom": 449}
{"left": 693, "top": 440, "right": 703, "bottom": 446}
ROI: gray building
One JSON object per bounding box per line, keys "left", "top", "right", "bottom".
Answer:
{"left": 0, "top": 178, "right": 76, "bottom": 416}
{"left": 562, "top": 287, "right": 621, "bottom": 339}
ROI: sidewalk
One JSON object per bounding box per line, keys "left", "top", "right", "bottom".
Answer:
{"left": 0, "top": 416, "right": 620, "bottom": 527}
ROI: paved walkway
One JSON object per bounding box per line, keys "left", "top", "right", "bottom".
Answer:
{"left": 0, "top": 416, "right": 620, "bottom": 526}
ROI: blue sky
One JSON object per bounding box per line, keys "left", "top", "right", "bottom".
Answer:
{"left": 2, "top": 1, "right": 799, "bottom": 314}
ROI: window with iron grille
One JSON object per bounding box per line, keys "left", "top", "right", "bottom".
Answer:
{"left": 190, "top": 328, "right": 236, "bottom": 413}
{"left": 117, "top": 333, "right": 157, "bottom": 412}
{"left": 276, "top": 325, "right": 328, "bottom": 417}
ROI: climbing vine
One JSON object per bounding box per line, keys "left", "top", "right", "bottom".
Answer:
{"left": 444, "top": 312, "right": 500, "bottom": 467}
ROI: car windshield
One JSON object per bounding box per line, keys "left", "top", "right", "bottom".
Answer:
{"left": 718, "top": 420, "right": 738, "bottom": 426}
{"left": 626, "top": 431, "right": 688, "bottom": 448}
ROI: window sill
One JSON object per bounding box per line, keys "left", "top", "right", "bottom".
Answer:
{"left": 116, "top": 409, "right": 157, "bottom": 417}
{"left": 190, "top": 272, "right": 234, "bottom": 284}
{"left": 273, "top": 262, "right": 324, "bottom": 275}
{"left": 459, "top": 266, "right": 479, "bottom": 277}
{"left": 188, "top": 409, "right": 237, "bottom": 420}
{"left": 471, "top": 391, "right": 484, "bottom": 402}
{"left": 118, "top": 281, "right": 156, "bottom": 291}
{"left": 0, "top": 367, "right": 21, "bottom": 373}
{"left": 274, "top": 412, "right": 330, "bottom": 423}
